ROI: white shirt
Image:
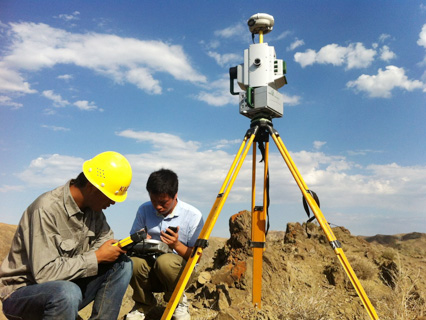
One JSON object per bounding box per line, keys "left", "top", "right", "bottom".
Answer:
{"left": 130, "top": 199, "right": 204, "bottom": 248}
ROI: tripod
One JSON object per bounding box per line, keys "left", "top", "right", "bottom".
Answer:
{"left": 161, "top": 118, "right": 379, "bottom": 320}
{"left": 161, "top": 12, "right": 378, "bottom": 319}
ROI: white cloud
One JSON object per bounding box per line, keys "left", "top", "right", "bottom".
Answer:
{"left": 42, "top": 89, "right": 101, "bottom": 111}
{"left": 294, "top": 42, "right": 376, "bottom": 69}
{"left": 41, "top": 125, "right": 70, "bottom": 132}
{"left": 418, "top": 24, "right": 426, "bottom": 65}
{"left": 57, "top": 74, "right": 73, "bottom": 81}
{"left": 347, "top": 149, "right": 382, "bottom": 156}
{"left": 55, "top": 11, "right": 80, "bottom": 22}
{"left": 346, "top": 65, "right": 425, "bottom": 98}
{"left": 0, "top": 185, "right": 25, "bottom": 192}
{"left": 286, "top": 151, "right": 426, "bottom": 211}
{"left": 211, "top": 139, "right": 241, "bottom": 150}
{"left": 379, "top": 45, "right": 396, "bottom": 62}
{"left": 316, "top": 44, "right": 348, "bottom": 66}
{"left": 0, "top": 95, "right": 23, "bottom": 109}
{"left": 196, "top": 90, "right": 237, "bottom": 106}
{"left": 116, "top": 129, "right": 201, "bottom": 151}
{"left": 282, "top": 93, "right": 301, "bottom": 106}
{"left": 214, "top": 23, "right": 246, "bottom": 38}
{"left": 287, "top": 38, "right": 305, "bottom": 51}
{"left": 125, "top": 68, "right": 162, "bottom": 94}
{"left": 194, "top": 75, "right": 238, "bottom": 107}
{"left": 0, "top": 22, "right": 206, "bottom": 96}
{"left": 274, "top": 31, "right": 292, "bottom": 41}
{"left": 116, "top": 131, "right": 239, "bottom": 203}
{"left": 346, "top": 43, "right": 377, "bottom": 69}
{"left": 8, "top": 132, "right": 426, "bottom": 219}
{"left": 3, "top": 131, "right": 426, "bottom": 238}
{"left": 204, "top": 39, "right": 220, "bottom": 50}
{"left": 313, "top": 141, "right": 326, "bottom": 150}
{"left": 378, "top": 33, "right": 391, "bottom": 43}
{"left": 207, "top": 51, "right": 241, "bottom": 67}
{"left": 42, "top": 90, "right": 69, "bottom": 107}
{"left": 15, "top": 154, "right": 84, "bottom": 187}
{"left": 73, "top": 100, "right": 99, "bottom": 111}
{"left": 294, "top": 49, "right": 316, "bottom": 68}
{"left": 417, "top": 24, "right": 426, "bottom": 48}
{"left": 0, "top": 64, "right": 37, "bottom": 93}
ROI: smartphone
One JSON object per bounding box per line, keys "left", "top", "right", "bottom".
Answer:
{"left": 166, "top": 226, "right": 178, "bottom": 235}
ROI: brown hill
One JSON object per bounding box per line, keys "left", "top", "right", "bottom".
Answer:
{"left": 0, "top": 223, "right": 17, "bottom": 262}
{"left": 1, "top": 214, "right": 425, "bottom": 319}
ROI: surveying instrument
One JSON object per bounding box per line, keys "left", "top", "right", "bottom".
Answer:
{"left": 161, "top": 13, "right": 379, "bottom": 320}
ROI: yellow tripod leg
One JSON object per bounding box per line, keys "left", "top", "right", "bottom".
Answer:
{"left": 251, "top": 140, "right": 268, "bottom": 309}
{"left": 270, "top": 132, "right": 379, "bottom": 320}
{"left": 160, "top": 129, "right": 258, "bottom": 320}
{"left": 251, "top": 206, "right": 265, "bottom": 309}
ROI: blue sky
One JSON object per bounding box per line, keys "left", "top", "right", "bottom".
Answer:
{"left": 1, "top": 1, "right": 425, "bottom": 239}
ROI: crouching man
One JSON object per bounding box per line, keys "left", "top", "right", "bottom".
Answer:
{"left": 0, "top": 151, "right": 133, "bottom": 320}
{"left": 126, "top": 169, "right": 204, "bottom": 320}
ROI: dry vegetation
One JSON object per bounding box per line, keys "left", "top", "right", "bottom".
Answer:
{"left": 1, "top": 215, "right": 425, "bottom": 320}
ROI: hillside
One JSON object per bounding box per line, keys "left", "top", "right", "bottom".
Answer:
{"left": 0, "top": 223, "right": 17, "bottom": 262}
{"left": 1, "top": 214, "right": 425, "bottom": 319}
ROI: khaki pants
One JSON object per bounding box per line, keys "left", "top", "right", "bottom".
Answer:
{"left": 130, "top": 253, "right": 186, "bottom": 313}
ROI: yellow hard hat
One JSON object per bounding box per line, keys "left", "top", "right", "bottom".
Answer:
{"left": 82, "top": 151, "right": 132, "bottom": 202}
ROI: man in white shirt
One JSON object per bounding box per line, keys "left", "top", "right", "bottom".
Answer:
{"left": 127, "top": 169, "right": 204, "bottom": 320}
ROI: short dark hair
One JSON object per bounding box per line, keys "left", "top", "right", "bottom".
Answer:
{"left": 146, "top": 169, "right": 178, "bottom": 198}
{"left": 72, "top": 172, "right": 89, "bottom": 189}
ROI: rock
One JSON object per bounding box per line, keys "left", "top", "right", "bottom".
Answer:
{"left": 198, "top": 271, "right": 212, "bottom": 285}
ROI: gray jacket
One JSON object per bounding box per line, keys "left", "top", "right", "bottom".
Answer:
{"left": 0, "top": 180, "right": 114, "bottom": 300}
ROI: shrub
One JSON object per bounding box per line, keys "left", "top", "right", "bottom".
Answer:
{"left": 351, "top": 258, "right": 376, "bottom": 280}
{"left": 381, "top": 248, "right": 396, "bottom": 261}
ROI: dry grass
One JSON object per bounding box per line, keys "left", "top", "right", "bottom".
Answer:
{"left": 275, "top": 286, "right": 332, "bottom": 320}
{"left": 381, "top": 248, "right": 397, "bottom": 261}
{"left": 267, "top": 276, "right": 334, "bottom": 320}
{"left": 350, "top": 258, "right": 377, "bottom": 281}
{"left": 374, "top": 254, "right": 426, "bottom": 320}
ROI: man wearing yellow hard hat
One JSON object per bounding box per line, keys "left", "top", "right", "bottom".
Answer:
{"left": 0, "top": 151, "right": 133, "bottom": 320}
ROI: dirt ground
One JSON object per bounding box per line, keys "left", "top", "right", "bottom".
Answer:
{"left": 1, "top": 214, "right": 426, "bottom": 319}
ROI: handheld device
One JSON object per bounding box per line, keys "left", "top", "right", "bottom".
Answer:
{"left": 166, "top": 226, "right": 178, "bottom": 235}
{"left": 128, "top": 239, "right": 170, "bottom": 257}
{"left": 113, "top": 229, "right": 147, "bottom": 250}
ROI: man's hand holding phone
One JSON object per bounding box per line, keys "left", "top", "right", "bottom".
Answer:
{"left": 161, "top": 226, "right": 179, "bottom": 248}
{"left": 166, "top": 226, "right": 178, "bottom": 236}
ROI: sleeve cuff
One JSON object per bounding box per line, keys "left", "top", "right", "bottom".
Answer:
{"left": 84, "top": 251, "right": 99, "bottom": 277}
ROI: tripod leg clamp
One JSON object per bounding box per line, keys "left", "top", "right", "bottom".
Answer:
{"left": 191, "top": 239, "right": 209, "bottom": 258}
{"left": 249, "top": 241, "right": 266, "bottom": 248}
{"left": 194, "top": 239, "right": 209, "bottom": 248}
{"left": 330, "top": 240, "right": 342, "bottom": 250}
